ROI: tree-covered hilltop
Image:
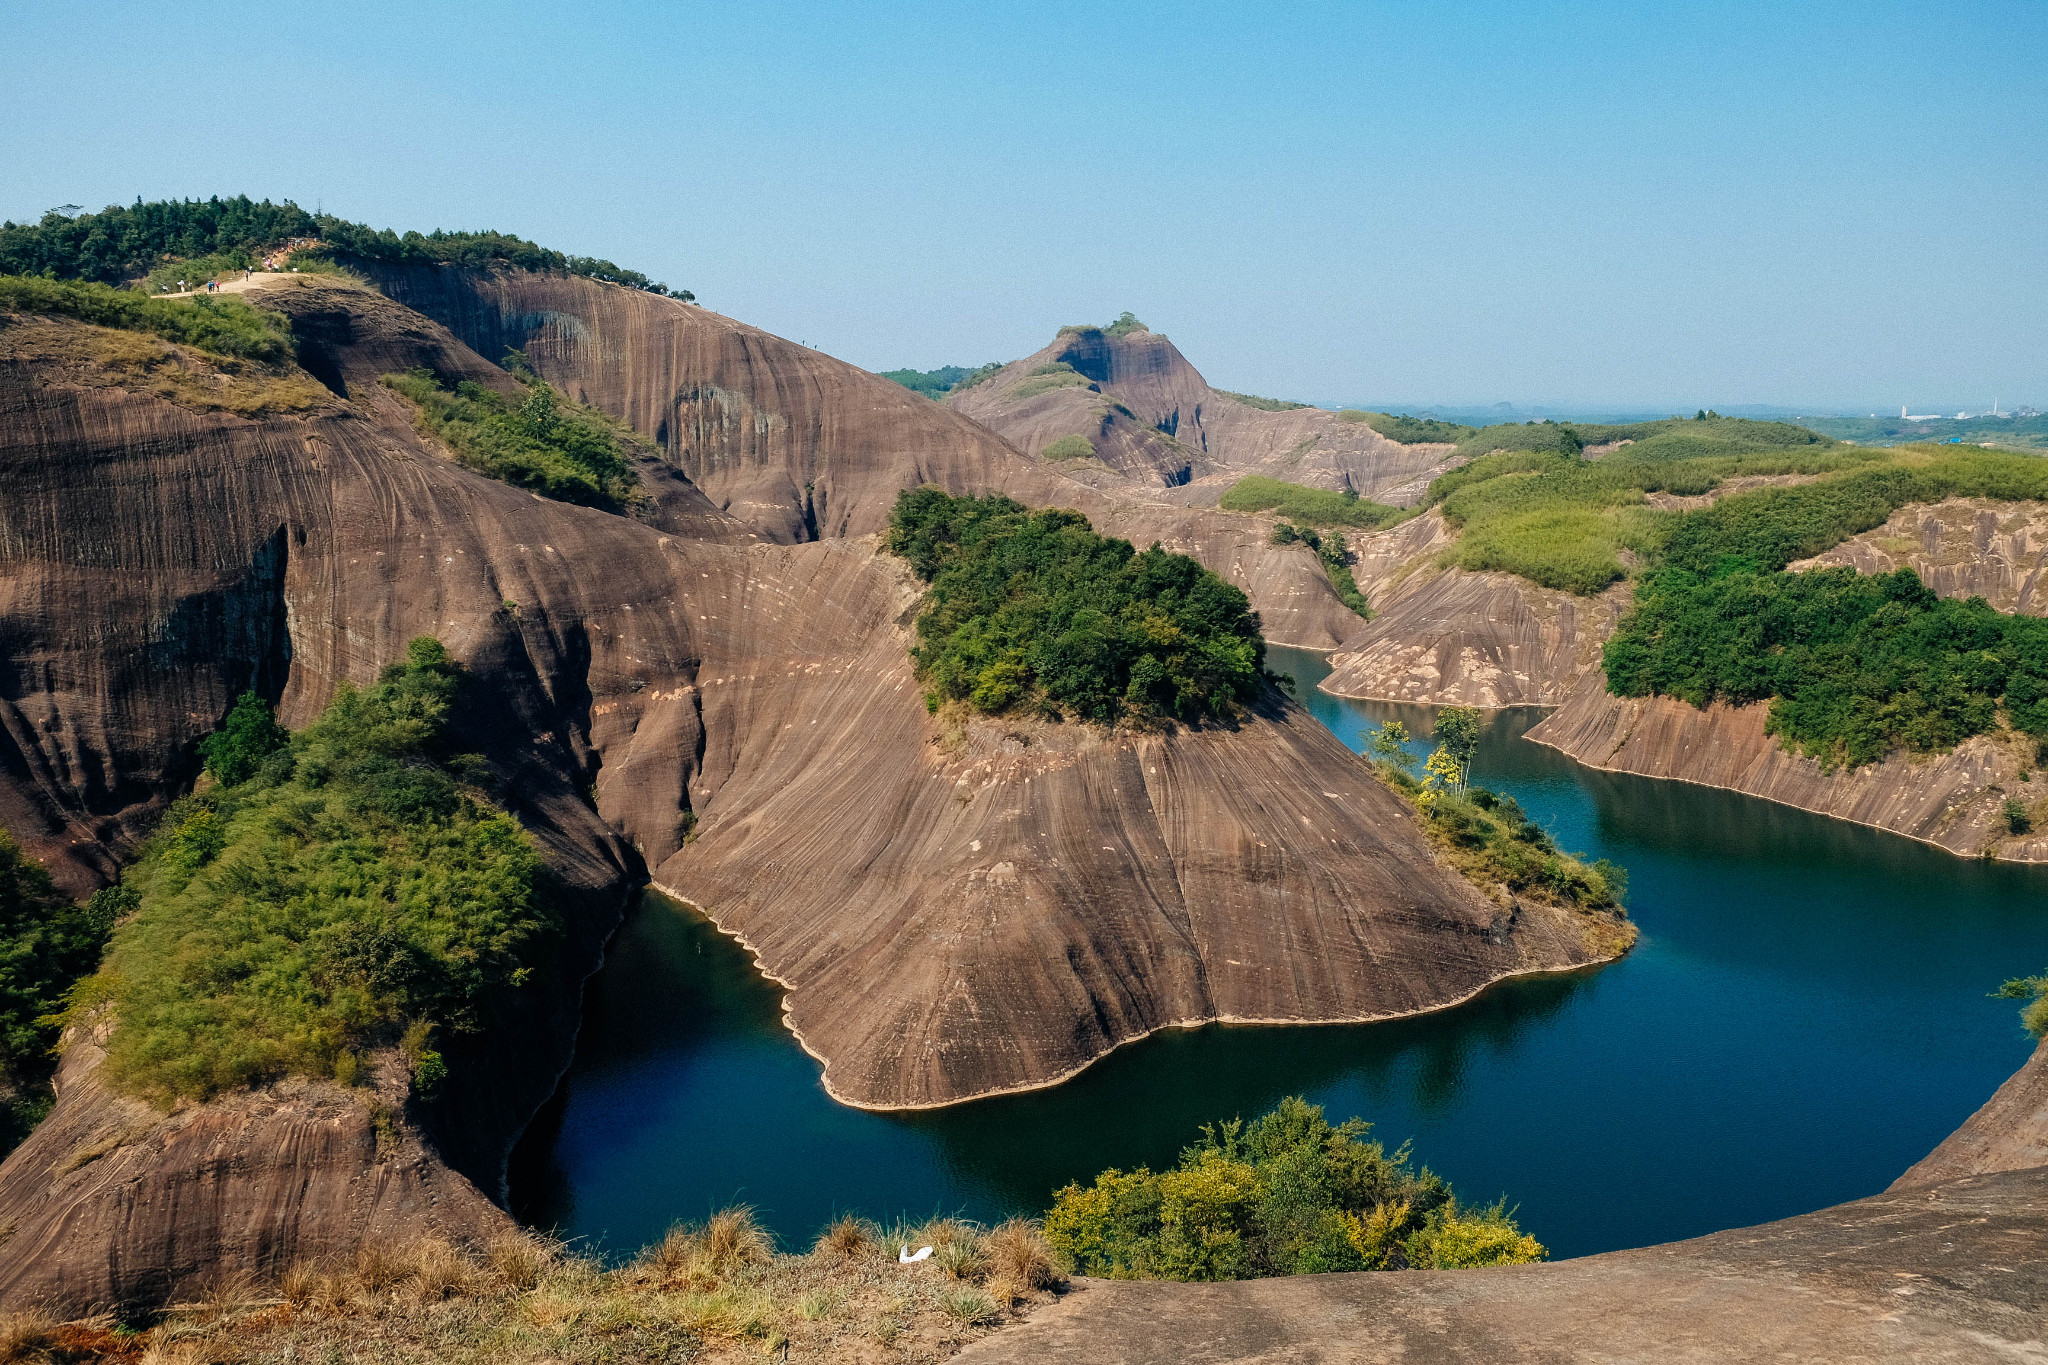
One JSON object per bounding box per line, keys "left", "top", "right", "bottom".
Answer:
{"left": 880, "top": 362, "right": 1002, "bottom": 399}
{"left": 58, "top": 639, "right": 553, "bottom": 1106}
{"left": 0, "top": 196, "right": 689, "bottom": 298}
{"left": 1046, "top": 1096, "right": 1544, "bottom": 1280}
{"left": 885, "top": 489, "right": 1266, "bottom": 725}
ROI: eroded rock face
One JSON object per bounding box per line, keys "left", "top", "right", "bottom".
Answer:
{"left": 0, "top": 284, "right": 1616, "bottom": 1309}
{"left": 354, "top": 268, "right": 1367, "bottom": 649}
{"left": 1894, "top": 1039, "right": 2048, "bottom": 1190}
{"left": 946, "top": 325, "right": 1463, "bottom": 505}
{"left": 1796, "top": 497, "right": 2048, "bottom": 611}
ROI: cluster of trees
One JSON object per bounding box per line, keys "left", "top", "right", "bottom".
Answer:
{"left": 383, "top": 364, "right": 640, "bottom": 509}
{"left": 1044, "top": 1096, "right": 1544, "bottom": 1280}
{"left": 0, "top": 197, "right": 687, "bottom": 298}
{"left": 1366, "top": 714, "right": 1629, "bottom": 913}
{"left": 59, "top": 640, "right": 552, "bottom": 1106}
{"left": 885, "top": 489, "right": 1266, "bottom": 726}
{"left": 1216, "top": 389, "right": 1309, "bottom": 412}
{"left": 879, "top": 363, "right": 1001, "bottom": 399}
{"left": 1058, "top": 311, "right": 1150, "bottom": 339}
{"left": 0, "top": 274, "right": 294, "bottom": 362}
{"left": 0, "top": 835, "right": 119, "bottom": 1151}
{"left": 1604, "top": 565, "right": 2048, "bottom": 770}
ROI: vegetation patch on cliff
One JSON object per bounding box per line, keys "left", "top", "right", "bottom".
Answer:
{"left": 1219, "top": 474, "right": 1405, "bottom": 530}
{"left": 0, "top": 833, "right": 115, "bottom": 1151}
{"left": 1012, "top": 361, "right": 1092, "bottom": 399}
{"left": 60, "top": 640, "right": 552, "bottom": 1106}
{"left": 1270, "top": 523, "right": 1372, "bottom": 619}
{"left": 0, "top": 1210, "right": 1061, "bottom": 1364}
{"left": 887, "top": 489, "right": 1265, "bottom": 725}
{"left": 0, "top": 313, "right": 330, "bottom": 417}
{"left": 0, "top": 273, "right": 293, "bottom": 362}
{"left": 1216, "top": 389, "right": 1309, "bottom": 411}
{"left": 1364, "top": 714, "right": 1631, "bottom": 932}
{"left": 1046, "top": 1095, "right": 1543, "bottom": 1281}
{"left": 383, "top": 363, "right": 642, "bottom": 509}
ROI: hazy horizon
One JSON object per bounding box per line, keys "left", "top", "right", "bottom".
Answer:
{"left": 5, "top": 0, "right": 2042, "bottom": 410}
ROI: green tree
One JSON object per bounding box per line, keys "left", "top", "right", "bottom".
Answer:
{"left": 197, "top": 691, "right": 289, "bottom": 786}
{"left": 1433, "top": 707, "right": 1482, "bottom": 792}
{"left": 1368, "top": 720, "right": 1413, "bottom": 774}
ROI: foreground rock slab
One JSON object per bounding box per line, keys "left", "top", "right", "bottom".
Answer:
{"left": 958, "top": 1166, "right": 2048, "bottom": 1364}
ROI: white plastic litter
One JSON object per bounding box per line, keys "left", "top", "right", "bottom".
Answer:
{"left": 898, "top": 1244, "right": 934, "bottom": 1264}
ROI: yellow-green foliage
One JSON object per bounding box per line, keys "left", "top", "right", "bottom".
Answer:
{"left": 1040, "top": 433, "right": 1097, "bottom": 461}
{"left": 1216, "top": 389, "right": 1308, "bottom": 412}
{"left": 65, "top": 640, "right": 552, "bottom": 1106}
{"left": 1045, "top": 1096, "right": 1545, "bottom": 1280}
{"left": 1356, "top": 411, "right": 1476, "bottom": 444}
{"left": 137, "top": 251, "right": 256, "bottom": 293}
{"left": 1013, "top": 361, "right": 1092, "bottom": 399}
{"left": 384, "top": 366, "right": 641, "bottom": 509}
{"left": 1220, "top": 475, "right": 1405, "bottom": 530}
{"left": 0, "top": 272, "right": 294, "bottom": 362}
{"left": 1996, "top": 971, "right": 2048, "bottom": 1037}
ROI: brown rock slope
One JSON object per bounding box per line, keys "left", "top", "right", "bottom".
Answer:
{"left": 358, "top": 266, "right": 1367, "bottom": 648}
{"left": 958, "top": 1040, "right": 2048, "bottom": 1365}
{"left": 1524, "top": 497, "right": 2048, "bottom": 862}
{"left": 0, "top": 280, "right": 1614, "bottom": 1309}
{"left": 946, "top": 320, "right": 1463, "bottom": 504}
{"left": 1317, "top": 512, "right": 1626, "bottom": 707}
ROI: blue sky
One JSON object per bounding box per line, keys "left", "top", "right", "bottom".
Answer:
{"left": 4, "top": 0, "right": 2043, "bottom": 409}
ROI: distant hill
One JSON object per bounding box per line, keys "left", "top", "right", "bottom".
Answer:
{"left": 879, "top": 362, "right": 1000, "bottom": 399}
{"left": 1795, "top": 413, "right": 2048, "bottom": 451}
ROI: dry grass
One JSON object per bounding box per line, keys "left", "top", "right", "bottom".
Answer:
{"left": 25, "top": 1212, "right": 1067, "bottom": 1364}
{"left": 0, "top": 315, "right": 331, "bottom": 418}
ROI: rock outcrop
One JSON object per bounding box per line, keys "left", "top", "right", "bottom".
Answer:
{"left": 0, "top": 278, "right": 1618, "bottom": 1309}
{"left": 1796, "top": 496, "right": 2048, "bottom": 611}
{"left": 356, "top": 268, "right": 1368, "bottom": 649}
{"left": 1315, "top": 513, "right": 1625, "bottom": 707}
{"left": 958, "top": 1039, "right": 2048, "bottom": 1364}
{"left": 946, "top": 321, "right": 1463, "bottom": 505}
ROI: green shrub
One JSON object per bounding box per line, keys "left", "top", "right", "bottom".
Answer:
{"left": 1220, "top": 476, "right": 1405, "bottom": 530}
{"left": 1997, "top": 971, "right": 2048, "bottom": 1037}
{"left": 0, "top": 273, "right": 294, "bottom": 362}
{"left": 1270, "top": 523, "right": 1371, "bottom": 619}
{"left": 1044, "top": 1096, "right": 1542, "bottom": 1280}
{"left": 137, "top": 251, "right": 257, "bottom": 293}
{"left": 198, "top": 691, "right": 290, "bottom": 786}
{"left": 383, "top": 367, "right": 640, "bottom": 509}
{"left": 885, "top": 489, "right": 1265, "bottom": 725}
{"left": 1605, "top": 564, "right": 2048, "bottom": 769}
{"left": 1059, "top": 312, "right": 1149, "bottom": 339}
{"left": 1040, "top": 434, "right": 1097, "bottom": 461}
{"left": 1357, "top": 412, "right": 1476, "bottom": 444}
{"left": 0, "top": 830, "right": 112, "bottom": 1148}
{"left": 61, "top": 638, "right": 553, "bottom": 1105}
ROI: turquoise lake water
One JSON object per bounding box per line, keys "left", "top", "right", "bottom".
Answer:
{"left": 510, "top": 645, "right": 2048, "bottom": 1259}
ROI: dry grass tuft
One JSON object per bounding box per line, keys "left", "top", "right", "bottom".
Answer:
{"left": 701, "top": 1206, "right": 772, "bottom": 1272}
{"left": 0, "top": 1308, "right": 59, "bottom": 1363}
{"left": 814, "top": 1214, "right": 879, "bottom": 1260}
{"left": 984, "top": 1218, "right": 1065, "bottom": 1290}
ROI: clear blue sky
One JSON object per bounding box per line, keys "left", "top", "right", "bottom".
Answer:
{"left": 5, "top": 0, "right": 2042, "bottom": 410}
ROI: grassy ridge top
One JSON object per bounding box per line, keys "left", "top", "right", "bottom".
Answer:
{"left": 0, "top": 274, "right": 294, "bottom": 362}
{"left": 0, "top": 196, "right": 686, "bottom": 298}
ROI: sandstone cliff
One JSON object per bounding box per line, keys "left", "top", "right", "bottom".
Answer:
{"left": 356, "top": 268, "right": 1367, "bottom": 648}
{"left": 0, "top": 278, "right": 1618, "bottom": 1309}
{"left": 945, "top": 322, "right": 1463, "bottom": 505}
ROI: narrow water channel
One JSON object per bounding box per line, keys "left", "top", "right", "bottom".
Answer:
{"left": 510, "top": 645, "right": 2048, "bottom": 1260}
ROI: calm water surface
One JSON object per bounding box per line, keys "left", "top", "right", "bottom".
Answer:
{"left": 511, "top": 645, "right": 2048, "bottom": 1259}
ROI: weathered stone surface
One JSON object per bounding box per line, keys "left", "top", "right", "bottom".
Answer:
{"left": 1523, "top": 682, "right": 2048, "bottom": 861}
{"left": 1797, "top": 496, "right": 2048, "bottom": 611}
{"left": 947, "top": 324, "right": 1463, "bottom": 506}
{"left": 1894, "top": 1038, "right": 2048, "bottom": 1190}
{"left": 956, "top": 1166, "right": 2048, "bottom": 1364}
{"left": 361, "top": 267, "right": 1367, "bottom": 647}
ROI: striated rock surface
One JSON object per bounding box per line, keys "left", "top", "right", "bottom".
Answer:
{"left": 1893, "top": 1038, "right": 2048, "bottom": 1191}
{"left": 0, "top": 280, "right": 1617, "bottom": 1309}
{"left": 1523, "top": 684, "right": 2048, "bottom": 861}
{"left": 1314, "top": 512, "right": 1625, "bottom": 707}
{"left": 356, "top": 266, "right": 1366, "bottom": 648}
{"left": 1796, "top": 496, "right": 2048, "bottom": 611}
{"left": 947, "top": 323, "right": 1463, "bottom": 505}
